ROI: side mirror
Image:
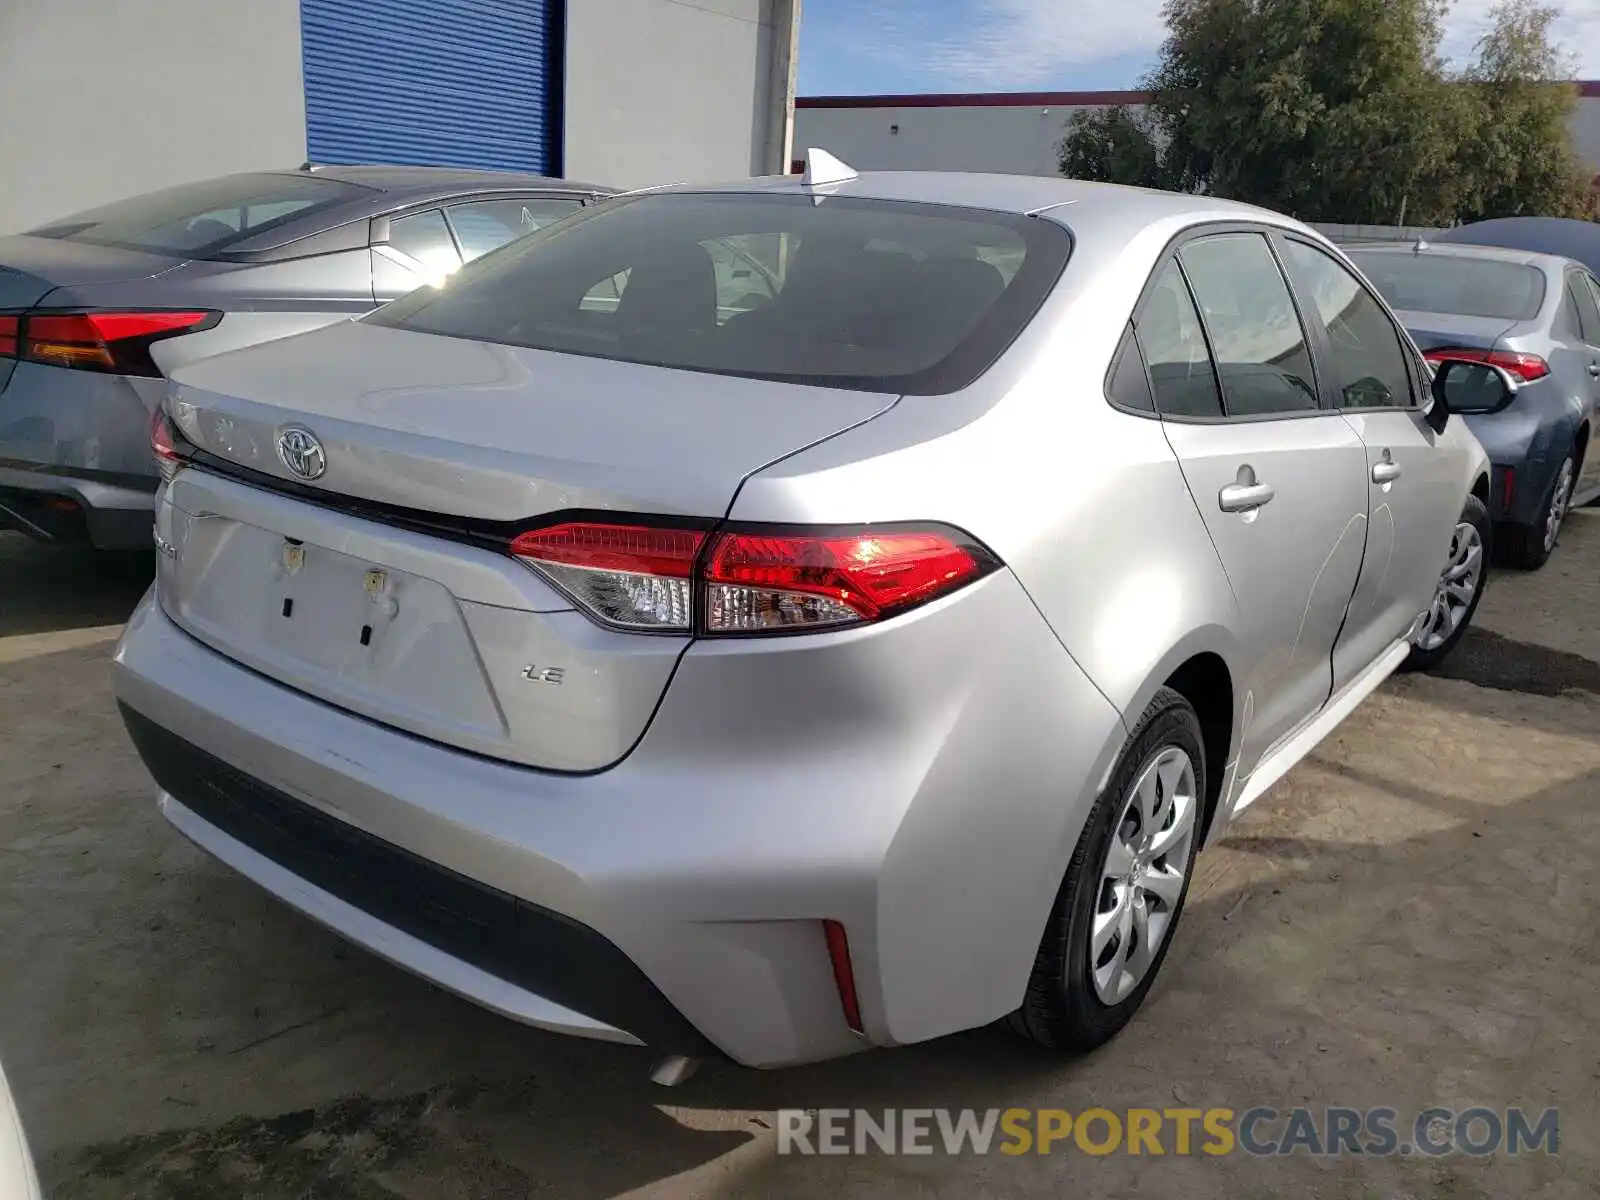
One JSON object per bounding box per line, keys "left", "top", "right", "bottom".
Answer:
{"left": 1428, "top": 358, "right": 1519, "bottom": 432}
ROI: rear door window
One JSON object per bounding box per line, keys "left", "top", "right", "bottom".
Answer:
{"left": 25, "top": 173, "right": 362, "bottom": 257}
{"left": 1179, "top": 233, "right": 1319, "bottom": 416}
{"left": 1568, "top": 272, "right": 1600, "bottom": 344}
{"left": 386, "top": 209, "right": 463, "bottom": 278}
{"left": 1282, "top": 239, "right": 1416, "bottom": 410}
{"left": 366, "top": 192, "right": 1071, "bottom": 395}
{"left": 445, "top": 197, "right": 583, "bottom": 261}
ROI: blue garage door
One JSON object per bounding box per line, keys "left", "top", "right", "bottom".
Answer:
{"left": 300, "top": 0, "right": 562, "bottom": 174}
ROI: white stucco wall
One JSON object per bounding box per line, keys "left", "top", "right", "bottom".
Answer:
{"left": 563, "top": 0, "right": 798, "bottom": 189}
{"left": 796, "top": 93, "right": 1600, "bottom": 182}
{"left": 0, "top": 0, "right": 308, "bottom": 232}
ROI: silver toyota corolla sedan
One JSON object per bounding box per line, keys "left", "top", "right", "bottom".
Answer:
{"left": 0, "top": 165, "right": 610, "bottom": 548}
{"left": 112, "top": 162, "right": 1497, "bottom": 1074}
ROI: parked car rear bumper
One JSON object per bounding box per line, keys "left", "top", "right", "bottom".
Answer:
{"left": 111, "top": 572, "right": 1126, "bottom": 1068}
{"left": 0, "top": 361, "right": 161, "bottom": 548}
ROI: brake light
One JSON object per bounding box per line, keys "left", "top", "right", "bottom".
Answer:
{"left": 18, "top": 310, "right": 216, "bottom": 376}
{"left": 0, "top": 315, "right": 17, "bottom": 358}
{"left": 149, "top": 409, "right": 192, "bottom": 481}
{"left": 1423, "top": 347, "right": 1549, "bottom": 383}
{"left": 509, "top": 519, "right": 998, "bottom": 635}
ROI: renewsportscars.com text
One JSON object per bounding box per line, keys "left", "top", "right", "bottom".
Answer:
{"left": 776, "top": 1106, "right": 1559, "bottom": 1158}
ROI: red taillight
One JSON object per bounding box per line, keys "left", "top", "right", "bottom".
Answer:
{"left": 149, "top": 409, "right": 190, "bottom": 481}
{"left": 1423, "top": 347, "right": 1549, "bottom": 383}
{"left": 0, "top": 314, "right": 17, "bottom": 358}
{"left": 509, "top": 518, "right": 997, "bottom": 635}
{"left": 18, "top": 310, "right": 215, "bottom": 375}
{"left": 510, "top": 522, "right": 706, "bottom": 631}
{"left": 822, "top": 919, "right": 864, "bottom": 1035}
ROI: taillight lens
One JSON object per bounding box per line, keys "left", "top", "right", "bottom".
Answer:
{"left": 511, "top": 522, "right": 707, "bottom": 631}
{"left": 149, "top": 409, "right": 192, "bottom": 481}
{"left": 15, "top": 310, "right": 216, "bottom": 376}
{"left": 510, "top": 518, "right": 999, "bottom": 635}
{"left": 1423, "top": 347, "right": 1549, "bottom": 383}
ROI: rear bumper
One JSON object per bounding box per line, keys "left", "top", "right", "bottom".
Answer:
{"left": 0, "top": 361, "right": 162, "bottom": 548}
{"left": 112, "top": 573, "right": 1126, "bottom": 1068}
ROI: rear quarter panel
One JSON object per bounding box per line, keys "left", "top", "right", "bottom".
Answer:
{"left": 729, "top": 209, "right": 1247, "bottom": 816}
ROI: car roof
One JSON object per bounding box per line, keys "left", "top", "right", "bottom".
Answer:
{"left": 1431, "top": 217, "right": 1600, "bottom": 272}
{"left": 1345, "top": 240, "right": 1572, "bottom": 272}
{"left": 644, "top": 169, "right": 1303, "bottom": 230}
{"left": 265, "top": 163, "right": 613, "bottom": 198}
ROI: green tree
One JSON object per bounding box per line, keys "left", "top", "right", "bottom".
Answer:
{"left": 1057, "top": 0, "right": 1588, "bottom": 224}
{"left": 1458, "top": 0, "right": 1589, "bottom": 219}
{"left": 1057, "top": 105, "right": 1168, "bottom": 190}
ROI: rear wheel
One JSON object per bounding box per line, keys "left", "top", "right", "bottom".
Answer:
{"left": 1403, "top": 495, "right": 1490, "bottom": 672}
{"left": 1501, "top": 450, "right": 1576, "bottom": 571}
{"left": 1007, "top": 687, "right": 1205, "bottom": 1052}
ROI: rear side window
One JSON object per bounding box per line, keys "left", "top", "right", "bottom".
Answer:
{"left": 1568, "top": 273, "right": 1600, "bottom": 343}
{"left": 1106, "top": 324, "right": 1155, "bottom": 413}
{"left": 446, "top": 197, "right": 583, "bottom": 261}
{"left": 26, "top": 173, "right": 361, "bottom": 257}
{"left": 1179, "top": 233, "right": 1319, "bottom": 416}
{"left": 366, "top": 192, "right": 1071, "bottom": 394}
{"left": 1349, "top": 252, "right": 1547, "bottom": 321}
{"left": 387, "top": 209, "right": 462, "bottom": 277}
{"left": 1135, "top": 261, "right": 1223, "bottom": 418}
{"left": 1283, "top": 240, "right": 1415, "bottom": 410}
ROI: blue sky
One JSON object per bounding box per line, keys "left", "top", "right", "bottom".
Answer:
{"left": 796, "top": 0, "right": 1600, "bottom": 97}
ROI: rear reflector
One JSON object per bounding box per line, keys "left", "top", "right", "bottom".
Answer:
{"left": 822, "top": 919, "right": 864, "bottom": 1035}
{"left": 509, "top": 518, "right": 998, "bottom": 635}
{"left": 11, "top": 310, "right": 216, "bottom": 376}
{"left": 1423, "top": 347, "right": 1549, "bottom": 383}
{"left": 1502, "top": 466, "right": 1516, "bottom": 511}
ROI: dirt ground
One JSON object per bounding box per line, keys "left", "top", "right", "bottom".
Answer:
{"left": 1, "top": 506, "right": 1597, "bottom": 1199}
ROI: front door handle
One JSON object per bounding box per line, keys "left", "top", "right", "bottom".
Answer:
{"left": 1219, "top": 481, "right": 1276, "bottom": 513}
{"left": 1372, "top": 460, "right": 1403, "bottom": 485}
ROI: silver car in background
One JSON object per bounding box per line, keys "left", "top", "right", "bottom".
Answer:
{"left": 0, "top": 166, "right": 610, "bottom": 548}
{"left": 113, "top": 166, "right": 1494, "bottom": 1071}
{"left": 1349, "top": 241, "right": 1596, "bottom": 569}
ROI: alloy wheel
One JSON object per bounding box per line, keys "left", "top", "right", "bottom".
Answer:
{"left": 1090, "top": 746, "right": 1198, "bottom": 1005}
{"left": 1544, "top": 457, "right": 1575, "bottom": 554}
{"left": 1414, "top": 522, "right": 1483, "bottom": 652}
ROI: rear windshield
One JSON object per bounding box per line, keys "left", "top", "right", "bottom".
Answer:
{"left": 1348, "top": 251, "right": 1546, "bottom": 321}
{"left": 365, "top": 192, "right": 1071, "bottom": 393}
{"left": 26, "top": 173, "right": 366, "bottom": 257}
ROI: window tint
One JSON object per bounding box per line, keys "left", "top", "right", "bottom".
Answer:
{"left": 368, "top": 192, "right": 1071, "bottom": 395}
{"left": 1568, "top": 274, "right": 1600, "bottom": 343}
{"left": 25, "top": 173, "right": 360, "bottom": 257}
{"left": 1107, "top": 324, "right": 1155, "bottom": 412}
{"left": 1135, "top": 261, "right": 1222, "bottom": 418}
{"left": 446, "top": 197, "right": 582, "bottom": 261}
{"left": 1348, "top": 252, "right": 1546, "bottom": 321}
{"left": 1283, "top": 240, "right": 1415, "bottom": 410}
{"left": 1585, "top": 276, "right": 1600, "bottom": 338}
{"left": 1180, "top": 234, "right": 1318, "bottom": 416}
{"left": 387, "top": 209, "right": 462, "bottom": 280}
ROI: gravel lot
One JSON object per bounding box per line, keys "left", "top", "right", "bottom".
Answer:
{"left": 1, "top": 507, "right": 1597, "bottom": 1199}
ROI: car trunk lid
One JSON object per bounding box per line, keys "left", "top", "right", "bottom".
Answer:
{"left": 158, "top": 318, "right": 896, "bottom": 771}
{"left": 0, "top": 233, "right": 187, "bottom": 392}
{"left": 1394, "top": 309, "right": 1520, "bottom": 353}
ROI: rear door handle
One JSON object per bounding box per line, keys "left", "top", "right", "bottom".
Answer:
{"left": 1587, "top": 362, "right": 1600, "bottom": 377}
{"left": 1218, "top": 481, "right": 1276, "bottom": 513}
{"left": 1372, "top": 460, "right": 1403, "bottom": 484}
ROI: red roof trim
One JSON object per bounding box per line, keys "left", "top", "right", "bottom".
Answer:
{"left": 800, "top": 82, "right": 1600, "bottom": 108}
{"left": 797, "top": 90, "right": 1154, "bottom": 109}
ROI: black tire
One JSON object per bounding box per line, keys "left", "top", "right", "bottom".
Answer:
{"left": 1006, "top": 687, "right": 1206, "bottom": 1052}
{"left": 1402, "top": 494, "right": 1491, "bottom": 672}
{"left": 1499, "top": 449, "right": 1577, "bottom": 572}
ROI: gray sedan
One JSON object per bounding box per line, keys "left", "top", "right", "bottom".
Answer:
{"left": 0, "top": 166, "right": 611, "bottom": 548}
{"left": 1349, "top": 242, "right": 1597, "bottom": 569}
